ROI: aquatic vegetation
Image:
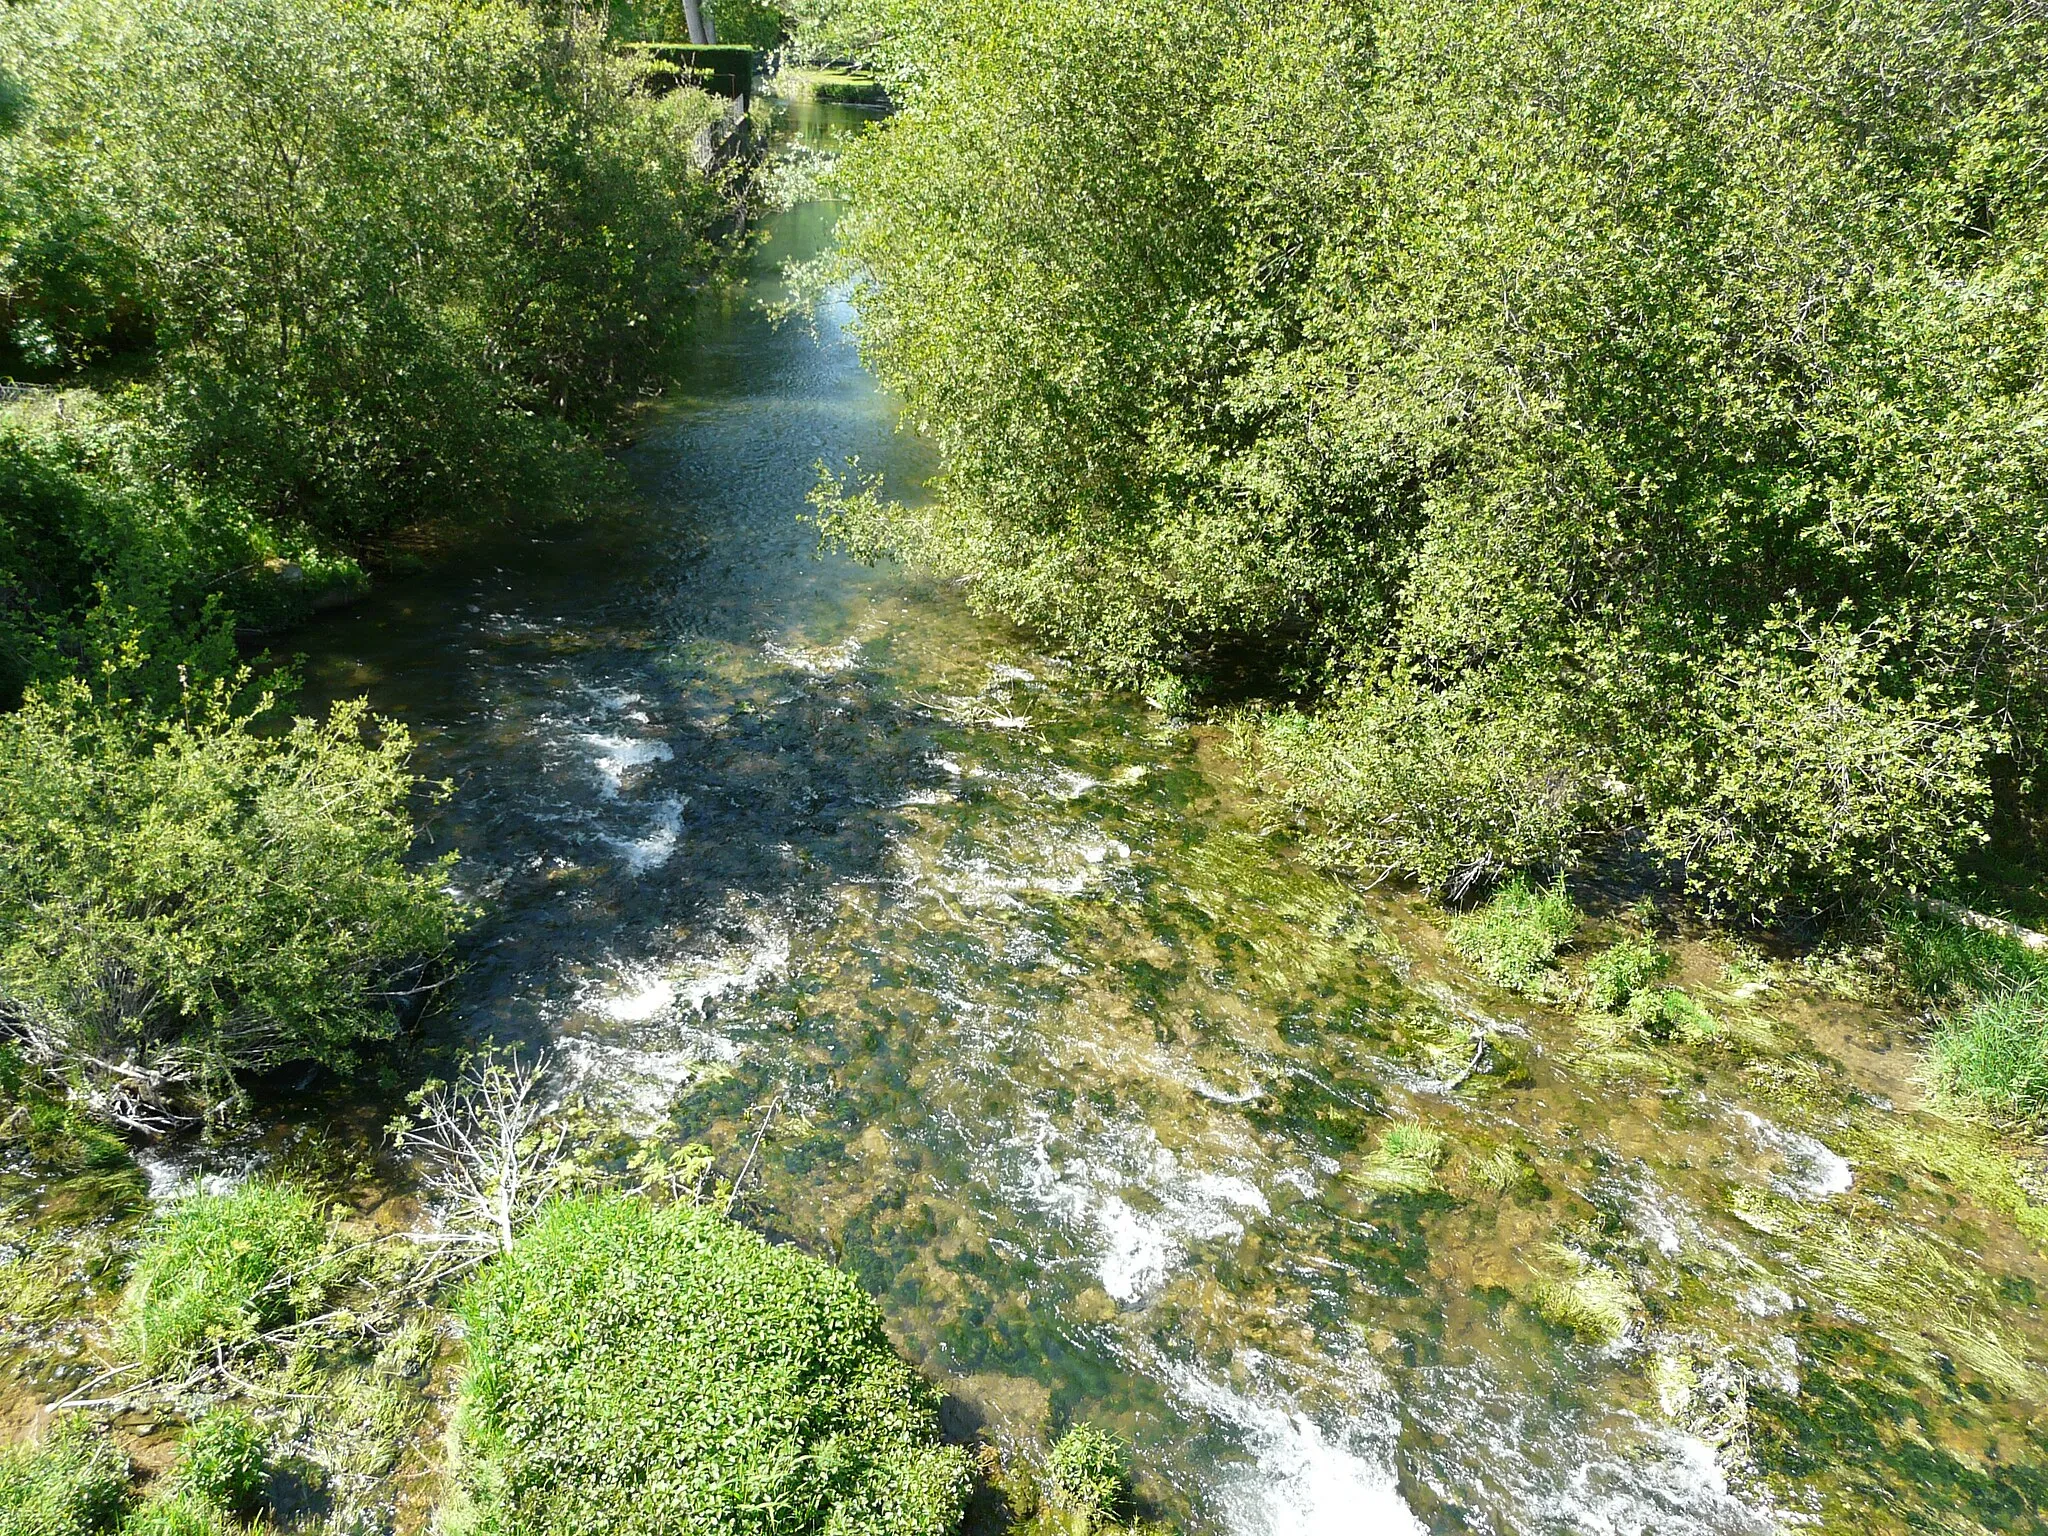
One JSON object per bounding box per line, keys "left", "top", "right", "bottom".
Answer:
{"left": 1043, "top": 1424, "right": 1133, "bottom": 1531}
{"left": 1581, "top": 938, "right": 1672, "bottom": 1015}
{"left": 1728, "top": 1186, "right": 2037, "bottom": 1398}
{"left": 1355, "top": 1120, "right": 1449, "bottom": 1196}
{"left": 447, "top": 1195, "right": 972, "bottom": 1536}
{"left": 1743, "top": 1323, "right": 2048, "bottom": 1535}
{"left": 1848, "top": 1113, "right": 2048, "bottom": 1246}
{"left": 1465, "top": 1142, "right": 1539, "bottom": 1198}
{"left": 1631, "top": 987, "right": 1721, "bottom": 1045}
{"left": 169, "top": 1410, "right": 266, "bottom": 1520}
{"left": 119, "top": 1179, "right": 331, "bottom": 1375}
{"left": 1528, "top": 1246, "right": 1638, "bottom": 1347}
{"left": 1448, "top": 880, "right": 1580, "bottom": 993}
{"left": 0, "top": 1417, "right": 130, "bottom": 1536}
{"left": 1647, "top": 1342, "right": 1751, "bottom": 1458}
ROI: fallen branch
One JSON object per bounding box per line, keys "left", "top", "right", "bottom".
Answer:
{"left": 1444, "top": 1032, "right": 1489, "bottom": 1091}
{"left": 1919, "top": 897, "right": 2048, "bottom": 954}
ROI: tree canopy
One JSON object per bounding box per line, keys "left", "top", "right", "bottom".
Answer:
{"left": 826, "top": 0, "right": 2048, "bottom": 913}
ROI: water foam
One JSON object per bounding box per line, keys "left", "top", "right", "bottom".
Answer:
{"left": 763, "top": 636, "right": 863, "bottom": 675}
{"left": 586, "top": 924, "right": 792, "bottom": 1026}
{"left": 1169, "top": 1365, "right": 1426, "bottom": 1536}
{"left": 1734, "top": 1110, "right": 1853, "bottom": 1198}
{"left": 581, "top": 732, "right": 675, "bottom": 796}
{"left": 602, "top": 794, "right": 688, "bottom": 874}
{"left": 1013, "top": 1120, "right": 1269, "bottom": 1303}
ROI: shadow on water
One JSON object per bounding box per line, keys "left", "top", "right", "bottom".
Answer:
{"left": 251, "top": 97, "right": 2048, "bottom": 1536}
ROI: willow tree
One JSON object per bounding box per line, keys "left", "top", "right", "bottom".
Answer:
{"left": 827, "top": 0, "right": 2048, "bottom": 914}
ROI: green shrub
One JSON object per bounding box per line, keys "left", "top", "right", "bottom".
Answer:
{"left": 1450, "top": 879, "right": 1580, "bottom": 992}
{"left": 1582, "top": 938, "right": 1672, "bottom": 1014}
{"left": 0, "top": 1418, "right": 131, "bottom": 1536}
{"left": 1930, "top": 985, "right": 2048, "bottom": 1125}
{"left": 0, "top": 664, "right": 465, "bottom": 1121}
{"left": 1622, "top": 986, "right": 1719, "bottom": 1045}
{"left": 3, "top": 0, "right": 729, "bottom": 535}
{"left": 830, "top": 0, "right": 2044, "bottom": 914}
{"left": 1645, "top": 624, "right": 1997, "bottom": 916}
{"left": 1254, "top": 676, "right": 1609, "bottom": 897}
{"left": 1043, "top": 1424, "right": 1131, "bottom": 1530}
{"left": 119, "top": 1179, "right": 329, "bottom": 1375}
{"left": 449, "top": 1195, "right": 972, "bottom": 1536}
{"left": 169, "top": 1411, "right": 265, "bottom": 1520}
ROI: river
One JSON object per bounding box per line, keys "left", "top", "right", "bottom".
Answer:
{"left": 51, "top": 99, "right": 2048, "bottom": 1534}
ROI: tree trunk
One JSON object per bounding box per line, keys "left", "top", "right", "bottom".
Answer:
{"left": 682, "top": 0, "right": 712, "bottom": 44}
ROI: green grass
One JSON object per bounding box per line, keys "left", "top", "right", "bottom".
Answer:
{"left": 1581, "top": 936, "right": 1671, "bottom": 1013}
{"left": 117, "top": 1498, "right": 232, "bottom": 1536}
{"left": 1528, "top": 1247, "right": 1637, "bottom": 1346}
{"left": 1626, "top": 985, "right": 1720, "bottom": 1044}
{"left": 169, "top": 1410, "right": 266, "bottom": 1520}
{"left": 1930, "top": 985, "right": 2048, "bottom": 1124}
{"left": 1354, "top": 1120, "right": 1449, "bottom": 1195}
{"left": 1467, "top": 1142, "right": 1538, "bottom": 1196}
{"left": 0, "top": 1419, "right": 130, "bottom": 1536}
{"left": 447, "top": 1195, "right": 971, "bottom": 1536}
{"left": 119, "top": 1179, "right": 330, "bottom": 1375}
{"left": 1450, "top": 878, "right": 1580, "bottom": 992}
{"left": 1883, "top": 908, "right": 2048, "bottom": 1121}
{"left": 1882, "top": 906, "right": 2046, "bottom": 1003}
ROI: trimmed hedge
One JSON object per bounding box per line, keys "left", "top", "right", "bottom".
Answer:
{"left": 448, "top": 1196, "right": 972, "bottom": 1536}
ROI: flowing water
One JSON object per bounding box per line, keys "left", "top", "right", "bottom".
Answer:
{"left": 14, "top": 100, "right": 2048, "bottom": 1534}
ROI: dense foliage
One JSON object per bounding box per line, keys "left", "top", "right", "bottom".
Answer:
{"left": 1887, "top": 908, "right": 2048, "bottom": 1122}
{"left": 825, "top": 0, "right": 2048, "bottom": 914}
{"left": 0, "top": 0, "right": 737, "bottom": 1115}
{"left": 1042, "top": 1425, "right": 1132, "bottom": 1531}
{"left": 2, "top": 0, "right": 728, "bottom": 537}
{"left": 0, "top": 670, "right": 463, "bottom": 1120}
{"left": 0, "top": 1420, "right": 243, "bottom": 1536}
{"left": 0, "top": 1419, "right": 129, "bottom": 1536}
{"left": 165, "top": 1412, "right": 266, "bottom": 1522}
{"left": 119, "top": 1179, "right": 331, "bottom": 1374}
{"left": 450, "top": 1195, "right": 972, "bottom": 1536}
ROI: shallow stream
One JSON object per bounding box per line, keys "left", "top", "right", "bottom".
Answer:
{"left": 15, "top": 101, "right": 2048, "bottom": 1535}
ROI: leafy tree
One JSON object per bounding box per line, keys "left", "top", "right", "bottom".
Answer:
{"left": 1, "top": 0, "right": 726, "bottom": 537}
{"left": 826, "top": 0, "right": 2048, "bottom": 914}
